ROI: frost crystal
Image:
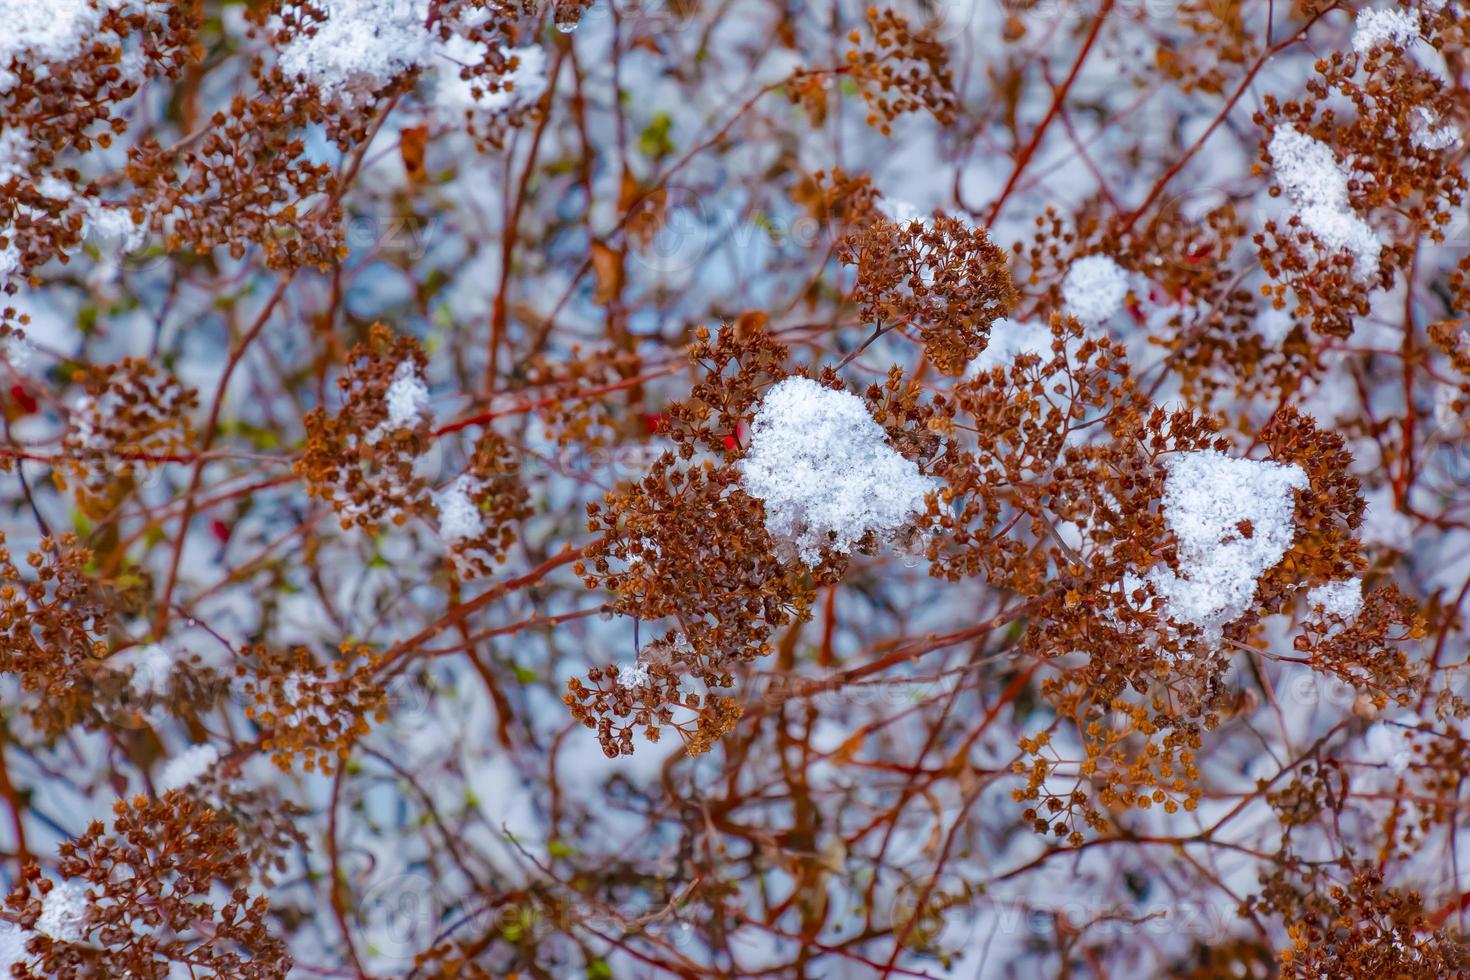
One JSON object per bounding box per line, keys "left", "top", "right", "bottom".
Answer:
{"left": 158, "top": 743, "right": 220, "bottom": 793}
{"left": 618, "top": 661, "right": 651, "bottom": 689}
{"left": 128, "top": 643, "right": 176, "bottom": 699}
{"left": 35, "top": 880, "right": 90, "bottom": 943}
{"left": 1352, "top": 7, "right": 1420, "bottom": 53}
{"left": 383, "top": 360, "right": 431, "bottom": 430}
{"left": 1061, "top": 255, "right": 1130, "bottom": 325}
{"left": 1145, "top": 450, "right": 1307, "bottom": 639}
{"left": 1307, "top": 578, "right": 1364, "bottom": 621}
{"left": 965, "top": 318, "right": 1053, "bottom": 375}
{"left": 431, "top": 40, "right": 548, "bottom": 116}
{"left": 436, "top": 475, "right": 484, "bottom": 542}
{"left": 1269, "top": 124, "right": 1383, "bottom": 281}
{"left": 741, "top": 377, "right": 935, "bottom": 566}
{"left": 277, "top": 0, "right": 434, "bottom": 108}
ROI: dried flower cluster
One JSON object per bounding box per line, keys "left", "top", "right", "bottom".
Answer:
{"left": 1, "top": 1, "right": 1469, "bottom": 977}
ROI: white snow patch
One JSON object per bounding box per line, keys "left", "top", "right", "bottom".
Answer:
{"left": 383, "top": 360, "right": 431, "bottom": 430}
{"left": 35, "top": 880, "right": 90, "bottom": 943}
{"left": 0, "top": 0, "right": 105, "bottom": 90}
{"left": 875, "top": 197, "right": 931, "bottom": 227}
{"left": 0, "top": 129, "right": 31, "bottom": 178}
{"left": 1352, "top": 7, "right": 1420, "bottom": 53}
{"left": 1361, "top": 487, "right": 1413, "bottom": 548}
{"left": 965, "top": 318, "right": 1054, "bottom": 375}
{"left": 1253, "top": 305, "right": 1296, "bottom": 346}
{"left": 431, "top": 40, "right": 548, "bottom": 116}
{"left": 85, "top": 203, "right": 147, "bottom": 252}
{"left": 127, "top": 643, "right": 176, "bottom": 699}
{"left": 1061, "top": 255, "right": 1130, "bottom": 325}
{"left": 1410, "top": 108, "right": 1459, "bottom": 151}
{"left": 436, "top": 475, "right": 484, "bottom": 542}
{"left": 0, "top": 921, "right": 30, "bottom": 973}
{"left": 1306, "top": 578, "right": 1364, "bottom": 621}
{"left": 1363, "top": 721, "right": 1413, "bottom": 773}
{"left": 158, "top": 743, "right": 220, "bottom": 793}
{"left": 618, "top": 661, "right": 651, "bottom": 689}
{"left": 277, "top": 0, "right": 434, "bottom": 108}
{"left": 741, "top": 377, "right": 936, "bottom": 566}
{"left": 279, "top": 1, "right": 549, "bottom": 117}
{"left": 0, "top": 329, "right": 34, "bottom": 371}
{"left": 1269, "top": 124, "right": 1383, "bottom": 282}
{"left": 1146, "top": 450, "right": 1307, "bottom": 639}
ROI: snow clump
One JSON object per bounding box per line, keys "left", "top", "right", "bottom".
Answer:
{"left": 277, "top": 0, "right": 548, "bottom": 117}
{"left": 1306, "top": 578, "right": 1364, "bottom": 621}
{"left": 1269, "top": 124, "right": 1383, "bottom": 281}
{"left": 1352, "top": 7, "right": 1420, "bottom": 53}
{"left": 127, "top": 643, "right": 177, "bottom": 699}
{"left": 35, "top": 880, "right": 90, "bottom": 942}
{"left": 1061, "top": 255, "right": 1130, "bottom": 325}
{"left": 383, "top": 360, "right": 431, "bottom": 429}
{"left": 277, "top": 0, "right": 434, "bottom": 108}
{"left": 436, "top": 475, "right": 484, "bottom": 542}
{"left": 1145, "top": 450, "right": 1307, "bottom": 640}
{"left": 741, "top": 377, "right": 936, "bottom": 567}
{"left": 0, "top": 0, "right": 106, "bottom": 90}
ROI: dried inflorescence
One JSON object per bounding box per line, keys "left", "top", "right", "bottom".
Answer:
{"left": 1249, "top": 863, "right": 1469, "bottom": 979}
{"left": 573, "top": 452, "right": 817, "bottom": 756}
{"left": 437, "top": 430, "right": 532, "bottom": 576}
{"left": 236, "top": 643, "right": 387, "bottom": 773}
{"left": 0, "top": 1, "right": 199, "bottom": 281}
{"left": 570, "top": 325, "right": 840, "bottom": 755}
{"left": 1255, "top": 11, "right": 1467, "bottom": 337}
{"left": 564, "top": 630, "right": 746, "bottom": 758}
{"left": 296, "top": 323, "right": 434, "bottom": 530}
{"left": 790, "top": 167, "right": 880, "bottom": 232}
{"left": 119, "top": 0, "right": 551, "bottom": 269}
{"left": 1150, "top": 0, "right": 1263, "bottom": 95}
{"left": 154, "top": 754, "right": 307, "bottom": 888}
{"left": 58, "top": 358, "right": 199, "bottom": 516}
{"left": 841, "top": 209, "right": 1018, "bottom": 374}
{"left": 2, "top": 1, "right": 1470, "bottom": 976}
{"left": 522, "top": 344, "right": 644, "bottom": 453}
{"left": 0, "top": 533, "right": 112, "bottom": 738}
{"left": 128, "top": 79, "right": 347, "bottom": 271}
{"left": 3, "top": 793, "right": 291, "bottom": 978}
{"left": 843, "top": 7, "right": 957, "bottom": 134}
{"left": 1295, "top": 584, "right": 1426, "bottom": 711}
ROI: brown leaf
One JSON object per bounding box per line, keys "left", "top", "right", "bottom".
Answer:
{"left": 830, "top": 726, "right": 868, "bottom": 764}
{"left": 591, "top": 241, "right": 624, "bottom": 306}
{"left": 733, "top": 310, "right": 769, "bottom": 341}
{"left": 400, "top": 125, "right": 429, "bottom": 184}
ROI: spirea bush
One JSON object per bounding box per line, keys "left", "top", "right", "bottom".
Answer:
{"left": 1, "top": 0, "right": 1469, "bottom": 976}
